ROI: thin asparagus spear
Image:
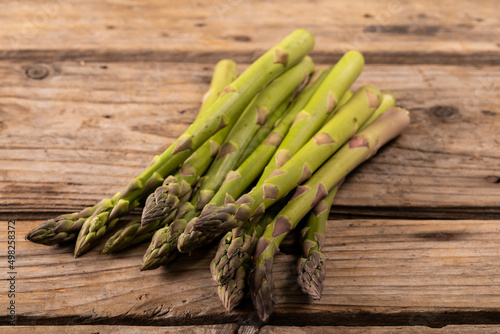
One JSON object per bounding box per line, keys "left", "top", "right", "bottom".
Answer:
{"left": 71, "top": 29, "right": 315, "bottom": 257}
{"left": 192, "top": 85, "right": 382, "bottom": 237}
{"left": 198, "top": 59, "right": 238, "bottom": 118}
{"left": 359, "top": 90, "right": 396, "bottom": 131}
{"left": 249, "top": 107, "right": 411, "bottom": 322}
{"left": 296, "top": 184, "right": 338, "bottom": 300}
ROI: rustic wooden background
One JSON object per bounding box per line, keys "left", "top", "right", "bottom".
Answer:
{"left": 1, "top": 0, "right": 500, "bottom": 333}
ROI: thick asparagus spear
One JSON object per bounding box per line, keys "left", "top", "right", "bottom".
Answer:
{"left": 257, "top": 51, "right": 364, "bottom": 184}
{"left": 249, "top": 107, "right": 411, "bottom": 322}
{"left": 25, "top": 60, "right": 237, "bottom": 247}
{"left": 296, "top": 184, "right": 338, "bottom": 300}
{"left": 71, "top": 29, "right": 315, "bottom": 257}
{"left": 141, "top": 57, "right": 315, "bottom": 268}
{"left": 295, "top": 91, "right": 397, "bottom": 290}
{"left": 192, "top": 85, "right": 382, "bottom": 237}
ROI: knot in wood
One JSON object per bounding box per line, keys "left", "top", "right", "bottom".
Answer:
{"left": 430, "top": 105, "right": 461, "bottom": 123}
{"left": 25, "top": 65, "right": 50, "bottom": 80}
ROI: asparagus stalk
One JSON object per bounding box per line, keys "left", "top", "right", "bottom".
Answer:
{"left": 71, "top": 29, "right": 314, "bottom": 257}
{"left": 294, "top": 91, "right": 397, "bottom": 289}
{"left": 25, "top": 61, "right": 237, "bottom": 247}
{"left": 25, "top": 204, "right": 100, "bottom": 245}
{"left": 257, "top": 51, "right": 364, "bottom": 184}
{"left": 235, "top": 99, "right": 289, "bottom": 167}
{"left": 198, "top": 59, "right": 238, "bottom": 118}
{"left": 296, "top": 184, "right": 338, "bottom": 300}
{"left": 192, "top": 85, "right": 382, "bottom": 237}
{"left": 141, "top": 202, "right": 197, "bottom": 270}
{"left": 101, "top": 175, "right": 192, "bottom": 253}
{"left": 359, "top": 90, "right": 396, "bottom": 131}
{"left": 249, "top": 107, "right": 411, "bottom": 322}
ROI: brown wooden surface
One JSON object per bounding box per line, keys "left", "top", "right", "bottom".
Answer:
{"left": 1, "top": 0, "right": 500, "bottom": 332}
{"left": 5, "top": 325, "right": 500, "bottom": 334}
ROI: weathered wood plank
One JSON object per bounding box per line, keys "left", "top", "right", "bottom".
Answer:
{"left": 5, "top": 324, "right": 500, "bottom": 334}
{"left": 1, "top": 61, "right": 499, "bottom": 218}
{"left": 1, "top": 324, "right": 238, "bottom": 334}
{"left": 3, "top": 219, "right": 500, "bottom": 326}
{"left": 1, "top": 0, "right": 499, "bottom": 65}
{"left": 257, "top": 325, "right": 500, "bottom": 333}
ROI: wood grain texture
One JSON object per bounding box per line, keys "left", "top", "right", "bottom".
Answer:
{"left": 3, "top": 218, "right": 500, "bottom": 326}
{"left": 1, "top": 61, "right": 499, "bottom": 218}
{"left": 5, "top": 325, "right": 500, "bottom": 334}
{"left": 1, "top": 0, "right": 499, "bottom": 65}
{"left": 1, "top": 324, "right": 238, "bottom": 334}
{"left": 257, "top": 325, "right": 500, "bottom": 333}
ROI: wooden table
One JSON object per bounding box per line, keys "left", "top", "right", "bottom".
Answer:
{"left": 1, "top": 0, "right": 500, "bottom": 332}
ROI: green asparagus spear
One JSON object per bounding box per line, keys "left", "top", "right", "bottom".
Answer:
{"left": 198, "top": 59, "right": 238, "bottom": 118}
{"left": 249, "top": 107, "right": 411, "bottom": 322}
{"left": 213, "top": 203, "right": 284, "bottom": 311}
{"left": 295, "top": 91, "right": 397, "bottom": 293}
{"left": 101, "top": 175, "right": 192, "bottom": 254}
{"left": 296, "top": 184, "right": 338, "bottom": 300}
{"left": 192, "top": 85, "right": 382, "bottom": 237}
{"left": 359, "top": 90, "right": 396, "bottom": 131}
{"left": 25, "top": 204, "right": 100, "bottom": 245}
{"left": 72, "top": 29, "right": 315, "bottom": 257}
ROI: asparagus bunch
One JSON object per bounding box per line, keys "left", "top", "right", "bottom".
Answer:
{"left": 25, "top": 30, "right": 413, "bottom": 320}
{"left": 141, "top": 56, "right": 315, "bottom": 269}
{"left": 27, "top": 29, "right": 315, "bottom": 257}
{"left": 250, "top": 107, "right": 410, "bottom": 321}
